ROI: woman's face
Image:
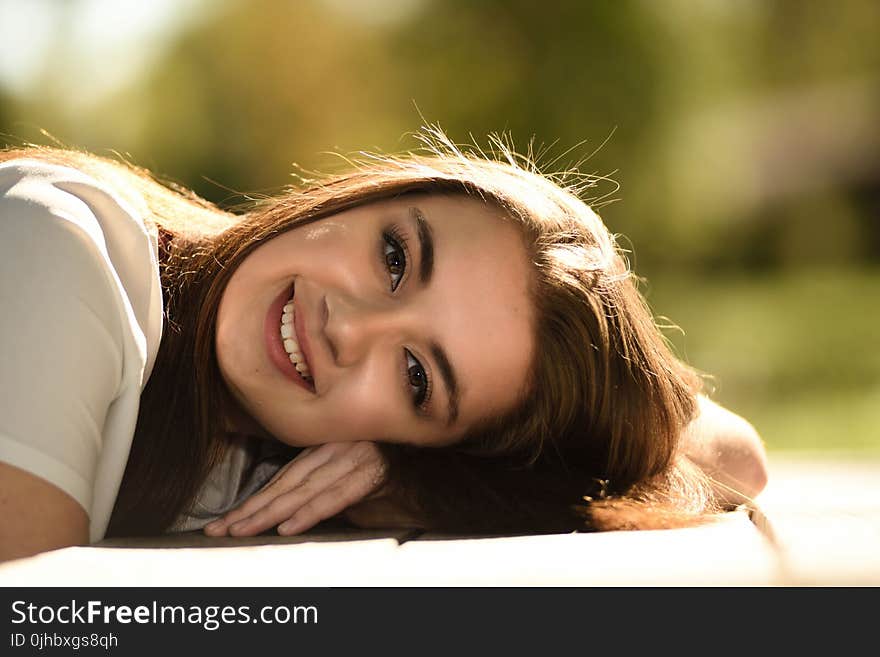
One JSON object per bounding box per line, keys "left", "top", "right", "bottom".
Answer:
{"left": 215, "top": 193, "right": 535, "bottom": 448}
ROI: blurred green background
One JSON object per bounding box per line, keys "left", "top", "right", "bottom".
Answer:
{"left": 1, "top": 0, "right": 877, "bottom": 454}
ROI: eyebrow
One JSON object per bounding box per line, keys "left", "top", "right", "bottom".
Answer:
{"left": 412, "top": 206, "right": 434, "bottom": 285}
{"left": 409, "top": 206, "right": 459, "bottom": 426}
{"left": 430, "top": 341, "right": 460, "bottom": 427}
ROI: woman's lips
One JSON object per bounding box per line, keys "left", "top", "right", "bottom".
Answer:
{"left": 264, "top": 282, "right": 315, "bottom": 392}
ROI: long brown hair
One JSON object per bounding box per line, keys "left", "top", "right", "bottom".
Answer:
{"left": 1, "top": 130, "right": 718, "bottom": 536}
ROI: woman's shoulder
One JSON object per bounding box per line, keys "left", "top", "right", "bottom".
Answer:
{"left": 0, "top": 155, "right": 160, "bottom": 307}
{"left": 1, "top": 155, "right": 100, "bottom": 181}
{"left": 1, "top": 156, "right": 116, "bottom": 206}
{"left": 0, "top": 156, "right": 151, "bottom": 250}
{"left": 0, "top": 156, "right": 151, "bottom": 334}
{"left": 1, "top": 154, "right": 164, "bottom": 384}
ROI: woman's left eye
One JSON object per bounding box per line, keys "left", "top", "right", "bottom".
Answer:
{"left": 382, "top": 228, "right": 408, "bottom": 292}
{"left": 404, "top": 349, "right": 431, "bottom": 411}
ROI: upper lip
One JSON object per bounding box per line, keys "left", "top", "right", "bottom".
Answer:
{"left": 292, "top": 291, "right": 317, "bottom": 392}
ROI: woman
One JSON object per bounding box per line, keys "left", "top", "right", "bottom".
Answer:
{"left": 0, "top": 130, "right": 767, "bottom": 563}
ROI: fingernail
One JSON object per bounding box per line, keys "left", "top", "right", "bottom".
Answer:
{"left": 278, "top": 520, "right": 298, "bottom": 535}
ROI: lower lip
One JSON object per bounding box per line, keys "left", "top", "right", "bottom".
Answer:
{"left": 264, "top": 282, "right": 314, "bottom": 391}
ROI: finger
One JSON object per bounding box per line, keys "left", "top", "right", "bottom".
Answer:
{"left": 203, "top": 458, "right": 304, "bottom": 536}
{"left": 204, "top": 445, "right": 334, "bottom": 536}
{"left": 226, "top": 445, "right": 369, "bottom": 536}
{"left": 277, "top": 464, "right": 380, "bottom": 536}
{"left": 227, "top": 442, "right": 382, "bottom": 536}
{"left": 206, "top": 442, "right": 379, "bottom": 537}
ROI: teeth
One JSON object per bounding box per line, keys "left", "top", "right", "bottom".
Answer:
{"left": 293, "top": 360, "right": 311, "bottom": 379}
{"left": 280, "top": 296, "right": 312, "bottom": 381}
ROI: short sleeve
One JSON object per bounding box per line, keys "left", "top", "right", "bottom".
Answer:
{"left": 0, "top": 170, "right": 124, "bottom": 516}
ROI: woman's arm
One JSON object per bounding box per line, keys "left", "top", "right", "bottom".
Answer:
{"left": 680, "top": 395, "right": 769, "bottom": 506}
{"left": 0, "top": 462, "right": 89, "bottom": 563}
{"left": 1, "top": 161, "right": 134, "bottom": 561}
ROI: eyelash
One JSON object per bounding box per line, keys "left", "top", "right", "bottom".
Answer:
{"left": 404, "top": 348, "right": 432, "bottom": 414}
{"left": 382, "top": 225, "right": 410, "bottom": 292}
{"left": 382, "top": 225, "right": 432, "bottom": 414}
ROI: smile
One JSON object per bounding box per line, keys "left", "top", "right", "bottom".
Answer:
{"left": 280, "top": 295, "right": 312, "bottom": 380}
{"left": 264, "top": 283, "right": 316, "bottom": 392}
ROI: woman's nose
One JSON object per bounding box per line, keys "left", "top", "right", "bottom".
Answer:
{"left": 323, "top": 292, "right": 400, "bottom": 366}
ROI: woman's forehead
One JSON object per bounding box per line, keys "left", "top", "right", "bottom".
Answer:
{"left": 412, "top": 194, "right": 535, "bottom": 429}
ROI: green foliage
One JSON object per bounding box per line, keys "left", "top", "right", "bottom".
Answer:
{"left": 647, "top": 268, "right": 880, "bottom": 452}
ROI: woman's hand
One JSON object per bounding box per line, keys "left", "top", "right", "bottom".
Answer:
{"left": 203, "top": 441, "right": 387, "bottom": 537}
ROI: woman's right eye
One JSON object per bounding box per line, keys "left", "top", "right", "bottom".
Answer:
{"left": 382, "top": 227, "right": 409, "bottom": 292}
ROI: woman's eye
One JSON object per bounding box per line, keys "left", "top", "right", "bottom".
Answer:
{"left": 382, "top": 231, "right": 407, "bottom": 292}
{"left": 405, "top": 349, "right": 430, "bottom": 410}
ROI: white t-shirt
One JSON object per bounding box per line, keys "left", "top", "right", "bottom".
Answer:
{"left": 0, "top": 158, "right": 294, "bottom": 541}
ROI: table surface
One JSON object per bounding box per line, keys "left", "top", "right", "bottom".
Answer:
{"left": 1, "top": 453, "right": 878, "bottom": 586}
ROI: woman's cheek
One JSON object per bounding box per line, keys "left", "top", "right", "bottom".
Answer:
{"left": 330, "top": 384, "right": 398, "bottom": 442}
